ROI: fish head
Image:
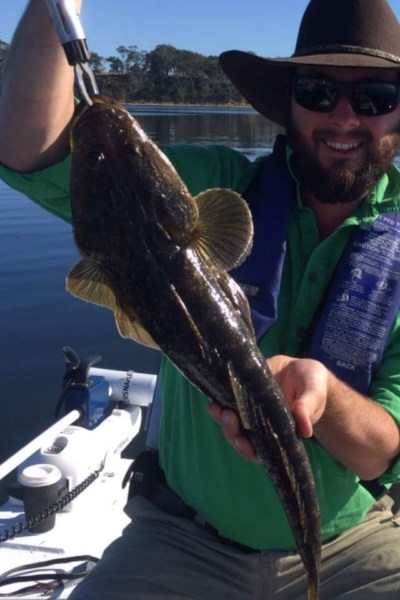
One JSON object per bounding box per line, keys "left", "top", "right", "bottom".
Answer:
{"left": 70, "top": 95, "right": 198, "bottom": 261}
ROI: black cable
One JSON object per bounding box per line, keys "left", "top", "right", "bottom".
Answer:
{"left": 0, "top": 572, "right": 88, "bottom": 587}
{"left": 0, "top": 554, "right": 99, "bottom": 596}
{"left": 0, "top": 468, "right": 101, "bottom": 543}
{"left": 0, "top": 555, "right": 99, "bottom": 581}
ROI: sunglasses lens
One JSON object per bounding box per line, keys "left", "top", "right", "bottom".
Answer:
{"left": 293, "top": 77, "right": 399, "bottom": 116}
{"left": 354, "top": 82, "right": 398, "bottom": 116}
{"left": 294, "top": 78, "right": 338, "bottom": 112}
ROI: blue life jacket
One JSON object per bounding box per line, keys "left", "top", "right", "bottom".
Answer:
{"left": 231, "top": 135, "right": 400, "bottom": 395}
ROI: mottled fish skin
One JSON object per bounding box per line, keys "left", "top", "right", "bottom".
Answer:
{"left": 67, "top": 95, "right": 321, "bottom": 599}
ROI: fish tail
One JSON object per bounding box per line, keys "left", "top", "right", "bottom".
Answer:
{"left": 308, "top": 579, "right": 319, "bottom": 600}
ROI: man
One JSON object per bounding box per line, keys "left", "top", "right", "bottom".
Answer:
{"left": 1, "top": 0, "right": 400, "bottom": 598}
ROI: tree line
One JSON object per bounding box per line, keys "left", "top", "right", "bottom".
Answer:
{"left": 0, "top": 41, "right": 246, "bottom": 105}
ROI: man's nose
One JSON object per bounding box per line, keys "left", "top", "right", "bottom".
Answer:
{"left": 328, "top": 94, "right": 361, "bottom": 127}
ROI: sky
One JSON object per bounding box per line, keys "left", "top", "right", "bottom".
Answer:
{"left": 0, "top": 1, "right": 306, "bottom": 59}
{"left": 3, "top": 1, "right": 400, "bottom": 61}
{"left": 0, "top": 0, "right": 394, "bottom": 61}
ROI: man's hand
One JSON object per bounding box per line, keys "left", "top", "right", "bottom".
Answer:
{"left": 207, "top": 355, "right": 329, "bottom": 461}
{"left": 207, "top": 355, "right": 400, "bottom": 479}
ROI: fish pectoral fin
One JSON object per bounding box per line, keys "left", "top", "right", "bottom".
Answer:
{"left": 115, "top": 306, "right": 160, "bottom": 349}
{"left": 192, "top": 188, "right": 253, "bottom": 271}
{"left": 66, "top": 258, "right": 116, "bottom": 310}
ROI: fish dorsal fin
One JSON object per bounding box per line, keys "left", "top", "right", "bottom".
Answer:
{"left": 115, "top": 306, "right": 160, "bottom": 349}
{"left": 66, "top": 258, "right": 116, "bottom": 310}
{"left": 192, "top": 188, "right": 253, "bottom": 271}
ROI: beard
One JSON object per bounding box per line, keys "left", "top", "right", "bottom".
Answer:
{"left": 287, "top": 118, "right": 400, "bottom": 204}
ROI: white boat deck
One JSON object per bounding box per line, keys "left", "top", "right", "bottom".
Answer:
{"left": 0, "top": 389, "right": 151, "bottom": 600}
{"left": 0, "top": 453, "right": 131, "bottom": 598}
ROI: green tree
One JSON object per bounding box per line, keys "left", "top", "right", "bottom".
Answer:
{"left": 0, "top": 40, "right": 10, "bottom": 78}
{"left": 88, "top": 51, "right": 106, "bottom": 74}
{"left": 106, "top": 56, "right": 125, "bottom": 74}
{"left": 116, "top": 45, "right": 146, "bottom": 74}
{"left": 0, "top": 36, "right": 246, "bottom": 105}
{"left": 114, "top": 45, "right": 148, "bottom": 101}
{"left": 144, "top": 44, "right": 243, "bottom": 104}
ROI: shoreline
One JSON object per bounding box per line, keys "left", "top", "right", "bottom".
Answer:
{"left": 123, "top": 101, "right": 252, "bottom": 109}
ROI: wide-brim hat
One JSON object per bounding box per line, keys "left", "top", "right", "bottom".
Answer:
{"left": 219, "top": 0, "right": 400, "bottom": 128}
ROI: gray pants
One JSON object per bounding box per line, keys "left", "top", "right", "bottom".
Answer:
{"left": 70, "top": 494, "right": 400, "bottom": 599}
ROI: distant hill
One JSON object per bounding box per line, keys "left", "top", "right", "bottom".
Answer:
{"left": 0, "top": 40, "right": 246, "bottom": 106}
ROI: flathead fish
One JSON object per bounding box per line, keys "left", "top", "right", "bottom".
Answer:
{"left": 67, "top": 95, "right": 321, "bottom": 599}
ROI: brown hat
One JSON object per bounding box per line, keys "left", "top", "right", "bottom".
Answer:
{"left": 219, "top": 0, "right": 400, "bottom": 127}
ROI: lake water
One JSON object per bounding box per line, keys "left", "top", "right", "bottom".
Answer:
{"left": 0, "top": 106, "right": 280, "bottom": 499}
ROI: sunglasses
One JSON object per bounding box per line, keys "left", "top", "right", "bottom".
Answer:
{"left": 292, "top": 76, "right": 400, "bottom": 117}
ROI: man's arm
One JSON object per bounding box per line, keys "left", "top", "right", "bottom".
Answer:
{"left": 0, "top": 0, "right": 81, "bottom": 173}
{"left": 312, "top": 371, "right": 400, "bottom": 481}
{"left": 208, "top": 355, "right": 400, "bottom": 481}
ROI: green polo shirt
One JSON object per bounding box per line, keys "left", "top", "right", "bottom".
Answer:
{"left": 1, "top": 142, "right": 400, "bottom": 550}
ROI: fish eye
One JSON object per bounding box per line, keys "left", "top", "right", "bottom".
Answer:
{"left": 125, "top": 145, "right": 141, "bottom": 159}
{"left": 85, "top": 151, "right": 106, "bottom": 169}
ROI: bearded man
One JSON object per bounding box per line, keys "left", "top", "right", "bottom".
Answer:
{"left": 1, "top": 0, "right": 400, "bottom": 598}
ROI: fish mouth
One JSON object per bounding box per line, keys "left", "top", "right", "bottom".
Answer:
{"left": 70, "top": 100, "right": 95, "bottom": 135}
{"left": 70, "top": 95, "right": 120, "bottom": 134}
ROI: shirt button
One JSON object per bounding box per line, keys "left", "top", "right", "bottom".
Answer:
{"left": 308, "top": 271, "right": 318, "bottom": 283}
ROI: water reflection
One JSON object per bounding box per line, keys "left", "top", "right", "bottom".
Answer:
{"left": 128, "top": 105, "right": 284, "bottom": 159}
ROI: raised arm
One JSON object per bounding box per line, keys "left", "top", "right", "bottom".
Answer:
{"left": 0, "top": 0, "right": 82, "bottom": 173}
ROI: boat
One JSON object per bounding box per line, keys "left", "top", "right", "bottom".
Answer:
{"left": 0, "top": 347, "right": 158, "bottom": 599}
{"left": 1, "top": 347, "right": 399, "bottom": 599}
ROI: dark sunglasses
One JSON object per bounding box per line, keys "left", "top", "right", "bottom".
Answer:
{"left": 292, "top": 75, "right": 400, "bottom": 117}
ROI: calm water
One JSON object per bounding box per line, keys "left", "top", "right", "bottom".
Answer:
{"left": 0, "top": 106, "right": 279, "bottom": 498}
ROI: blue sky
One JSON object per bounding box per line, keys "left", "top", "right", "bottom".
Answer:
{"left": 0, "top": 1, "right": 306, "bottom": 58}
{"left": 3, "top": 1, "right": 400, "bottom": 60}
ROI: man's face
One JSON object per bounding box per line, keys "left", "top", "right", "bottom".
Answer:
{"left": 288, "top": 66, "right": 400, "bottom": 204}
